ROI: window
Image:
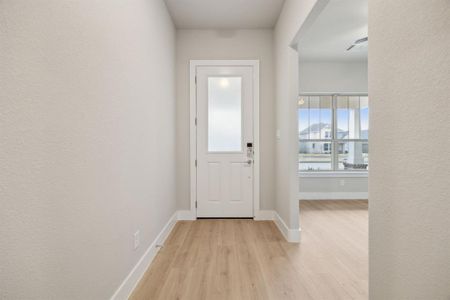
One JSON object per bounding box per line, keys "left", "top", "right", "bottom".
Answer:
{"left": 208, "top": 77, "right": 242, "bottom": 152}
{"left": 298, "top": 95, "right": 369, "bottom": 172}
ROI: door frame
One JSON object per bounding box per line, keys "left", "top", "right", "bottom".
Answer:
{"left": 189, "top": 60, "right": 260, "bottom": 219}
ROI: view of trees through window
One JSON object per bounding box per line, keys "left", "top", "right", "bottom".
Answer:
{"left": 298, "top": 95, "right": 369, "bottom": 171}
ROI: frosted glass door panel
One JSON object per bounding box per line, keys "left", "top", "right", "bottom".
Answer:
{"left": 208, "top": 77, "right": 242, "bottom": 152}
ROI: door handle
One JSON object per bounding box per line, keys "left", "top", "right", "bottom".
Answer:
{"left": 244, "top": 160, "right": 252, "bottom": 165}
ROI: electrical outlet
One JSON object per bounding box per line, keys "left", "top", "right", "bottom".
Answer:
{"left": 133, "top": 230, "right": 140, "bottom": 250}
{"left": 340, "top": 179, "right": 345, "bottom": 186}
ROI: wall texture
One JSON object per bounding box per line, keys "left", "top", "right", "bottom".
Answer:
{"left": 0, "top": 1, "right": 176, "bottom": 299}
{"left": 369, "top": 0, "right": 450, "bottom": 298}
{"left": 175, "top": 29, "right": 276, "bottom": 210}
{"left": 274, "top": 0, "right": 318, "bottom": 231}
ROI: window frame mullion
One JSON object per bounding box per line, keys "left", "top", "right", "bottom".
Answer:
{"left": 332, "top": 95, "right": 339, "bottom": 171}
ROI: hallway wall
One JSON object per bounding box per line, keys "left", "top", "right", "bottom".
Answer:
{"left": 274, "top": 0, "right": 319, "bottom": 233}
{"left": 0, "top": 1, "right": 177, "bottom": 299}
{"left": 369, "top": 0, "right": 450, "bottom": 298}
{"left": 175, "top": 29, "right": 276, "bottom": 210}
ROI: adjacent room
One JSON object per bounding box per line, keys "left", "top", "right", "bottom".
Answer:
{"left": 296, "top": 1, "right": 369, "bottom": 298}
{"left": 1, "top": 0, "right": 449, "bottom": 299}
{"left": 297, "top": 0, "right": 368, "bottom": 200}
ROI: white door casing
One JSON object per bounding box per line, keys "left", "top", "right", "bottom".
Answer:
{"left": 190, "top": 61, "right": 260, "bottom": 218}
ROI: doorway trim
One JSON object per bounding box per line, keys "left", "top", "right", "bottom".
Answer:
{"left": 189, "top": 60, "right": 260, "bottom": 219}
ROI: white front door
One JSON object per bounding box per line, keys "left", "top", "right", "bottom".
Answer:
{"left": 195, "top": 65, "right": 255, "bottom": 218}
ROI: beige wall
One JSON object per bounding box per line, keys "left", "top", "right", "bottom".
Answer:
{"left": 175, "top": 29, "right": 276, "bottom": 210}
{"left": 369, "top": 0, "right": 450, "bottom": 298}
{"left": 0, "top": 1, "right": 176, "bottom": 299}
{"left": 274, "top": 0, "right": 318, "bottom": 230}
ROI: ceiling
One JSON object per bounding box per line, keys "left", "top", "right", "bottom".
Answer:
{"left": 298, "top": 0, "right": 368, "bottom": 62}
{"left": 164, "top": 0, "right": 285, "bottom": 29}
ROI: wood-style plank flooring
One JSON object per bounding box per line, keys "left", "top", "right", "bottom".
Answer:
{"left": 130, "top": 200, "right": 368, "bottom": 300}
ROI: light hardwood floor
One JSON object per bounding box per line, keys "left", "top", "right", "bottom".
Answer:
{"left": 130, "top": 200, "right": 368, "bottom": 300}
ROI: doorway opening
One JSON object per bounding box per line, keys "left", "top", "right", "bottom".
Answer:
{"left": 296, "top": 0, "right": 369, "bottom": 202}
{"left": 294, "top": 0, "right": 369, "bottom": 295}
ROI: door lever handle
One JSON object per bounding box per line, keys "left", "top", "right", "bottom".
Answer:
{"left": 244, "top": 160, "right": 252, "bottom": 165}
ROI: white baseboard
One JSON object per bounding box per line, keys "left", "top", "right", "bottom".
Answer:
{"left": 110, "top": 212, "right": 178, "bottom": 300}
{"left": 273, "top": 212, "right": 301, "bottom": 243}
{"left": 299, "top": 192, "right": 368, "bottom": 200}
{"left": 254, "top": 210, "right": 275, "bottom": 220}
{"left": 177, "top": 210, "right": 196, "bottom": 220}
{"left": 254, "top": 210, "right": 301, "bottom": 243}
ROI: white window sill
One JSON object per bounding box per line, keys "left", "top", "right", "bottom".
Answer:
{"left": 299, "top": 171, "right": 368, "bottom": 178}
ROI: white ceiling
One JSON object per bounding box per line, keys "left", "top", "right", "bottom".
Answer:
{"left": 164, "top": 0, "right": 285, "bottom": 29}
{"left": 298, "top": 0, "right": 368, "bottom": 62}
